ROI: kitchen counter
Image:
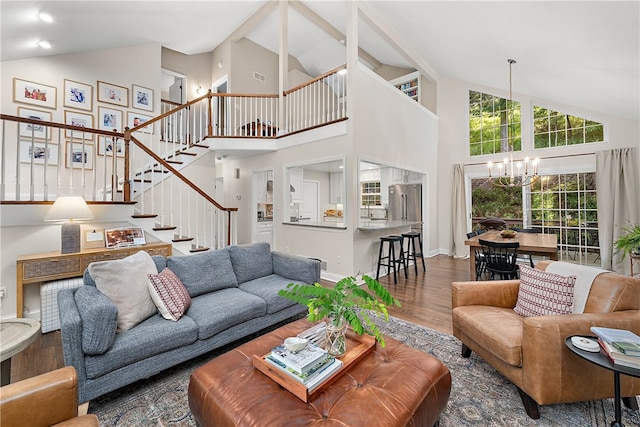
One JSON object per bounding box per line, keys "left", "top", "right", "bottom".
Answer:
{"left": 357, "top": 219, "right": 422, "bottom": 231}
{"left": 282, "top": 219, "right": 347, "bottom": 230}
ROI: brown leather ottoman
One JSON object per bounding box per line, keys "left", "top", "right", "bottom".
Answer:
{"left": 188, "top": 319, "right": 451, "bottom": 427}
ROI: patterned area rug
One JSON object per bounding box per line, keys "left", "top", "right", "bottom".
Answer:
{"left": 89, "top": 316, "right": 640, "bottom": 426}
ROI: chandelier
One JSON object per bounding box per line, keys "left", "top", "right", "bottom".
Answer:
{"left": 487, "top": 59, "right": 540, "bottom": 188}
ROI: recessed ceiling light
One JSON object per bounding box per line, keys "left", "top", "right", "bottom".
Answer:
{"left": 36, "top": 40, "right": 52, "bottom": 49}
{"left": 37, "top": 12, "right": 53, "bottom": 23}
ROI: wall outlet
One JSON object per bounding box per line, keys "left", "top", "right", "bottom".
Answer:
{"left": 0, "top": 287, "right": 6, "bottom": 299}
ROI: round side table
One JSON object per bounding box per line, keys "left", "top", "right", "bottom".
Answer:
{"left": 565, "top": 335, "right": 640, "bottom": 427}
{"left": 0, "top": 318, "right": 41, "bottom": 386}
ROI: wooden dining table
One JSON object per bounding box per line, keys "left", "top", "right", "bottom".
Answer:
{"left": 465, "top": 230, "right": 559, "bottom": 280}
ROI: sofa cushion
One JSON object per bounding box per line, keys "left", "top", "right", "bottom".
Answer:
{"left": 228, "top": 242, "right": 273, "bottom": 284}
{"left": 452, "top": 305, "right": 524, "bottom": 366}
{"left": 167, "top": 249, "right": 238, "bottom": 297}
{"left": 88, "top": 250, "right": 158, "bottom": 332}
{"left": 148, "top": 268, "right": 192, "bottom": 321}
{"left": 514, "top": 265, "right": 576, "bottom": 317}
{"left": 74, "top": 286, "right": 118, "bottom": 355}
{"left": 84, "top": 314, "right": 198, "bottom": 379}
{"left": 239, "top": 274, "right": 299, "bottom": 314}
{"left": 187, "top": 288, "right": 267, "bottom": 340}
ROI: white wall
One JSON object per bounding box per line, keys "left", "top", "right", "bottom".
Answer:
{"left": 436, "top": 75, "right": 640, "bottom": 255}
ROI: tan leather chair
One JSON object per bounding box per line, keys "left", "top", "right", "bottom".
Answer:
{"left": 452, "top": 260, "right": 640, "bottom": 419}
{"left": 0, "top": 366, "right": 99, "bottom": 427}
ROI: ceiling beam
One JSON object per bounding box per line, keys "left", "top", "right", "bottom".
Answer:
{"left": 290, "top": 0, "right": 382, "bottom": 69}
{"left": 358, "top": 2, "right": 438, "bottom": 82}
{"left": 228, "top": 0, "right": 279, "bottom": 42}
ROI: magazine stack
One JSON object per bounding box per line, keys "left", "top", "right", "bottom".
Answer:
{"left": 265, "top": 341, "right": 343, "bottom": 392}
{"left": 591, "top": 326, "right": 640, "bottom": 369}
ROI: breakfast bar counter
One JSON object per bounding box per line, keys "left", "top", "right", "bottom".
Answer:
{"left": 357, "top": 219, "right": 422, "bottom": 231}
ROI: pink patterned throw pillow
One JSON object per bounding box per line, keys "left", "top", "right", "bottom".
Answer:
{"left": 148, "top": 268, "right": 192, "bottom": 321}
{"left": 513, "top": 265, "right": 576, "bottom": 317}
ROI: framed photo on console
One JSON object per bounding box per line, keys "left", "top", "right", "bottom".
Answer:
{"left": 104, "top": 227, "right": 146, "bottom": 248}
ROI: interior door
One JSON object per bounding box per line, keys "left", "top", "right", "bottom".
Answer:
{"left": 301, "top": 180, "right": 319, "bottom": 221}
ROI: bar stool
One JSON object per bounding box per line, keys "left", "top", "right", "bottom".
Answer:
{"left": 402, "top": 231, "right": 426, "bottom": 274}
{"left": 376, "top": 235, "right": 407, "bottom": 284}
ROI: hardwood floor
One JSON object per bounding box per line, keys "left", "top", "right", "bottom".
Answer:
{"left": 9, "top": 254, "right": 471, "bottom": 384}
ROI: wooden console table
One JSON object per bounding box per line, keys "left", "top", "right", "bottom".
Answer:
{"left": 15, "top": 242, "right": 172, "bottom": 318}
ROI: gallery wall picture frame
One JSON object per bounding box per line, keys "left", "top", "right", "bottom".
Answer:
{"left": 65, "top": 141, "right": 94, "bottom": 170}
{"left": 13, "top": 78, "right": 57, "bottom": 109}
{"left": 132, "top": 84, "right": 154, "bottom": 111}
{"left": 63, "top": 79, "right": 93, "bottom": 111}
{"left": 18, "top": 107, "right": 52, "bottom": 139}
{"left": 98, "top": 106, "right": 123, "bottom": 132}
{"left": 97, "top": 135, "right": 124, "bottom": 157}
{"left": 97, "top": 81, "right": 128, "bottom": 107}
{"left": 127, "top": 111, "right": 153, "bottom": 133}
{"left": 64, "top": 110, "right": 94, "bottom": 140}
{"left": 19, "top": 140, "right": 59, "bottom": 165}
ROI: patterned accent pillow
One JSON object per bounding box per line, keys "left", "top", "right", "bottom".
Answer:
{"left": 514, "top": 265, "right": 576, "bottom": 317}
{"left": 148, "top": 268, "right": 192, "bottom": 321}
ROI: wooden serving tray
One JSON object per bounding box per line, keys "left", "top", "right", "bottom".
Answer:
{"left": 253, "top": 330, "right": 376, "bottom": 402}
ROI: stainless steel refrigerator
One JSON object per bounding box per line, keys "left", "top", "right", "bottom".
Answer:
{"left": 388, "top": 184, "right": 422, "bottom": 229}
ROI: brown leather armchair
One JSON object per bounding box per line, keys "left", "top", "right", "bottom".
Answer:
{"left": 0, "top": 366, "right": 99, "bottom": 427}
{"left": 452, "top": 260, "right": 640, "bottom": 419}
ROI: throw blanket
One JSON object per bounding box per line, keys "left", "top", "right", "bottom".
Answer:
{"left": 546, "top": 262, "right": 608, "bottom": 313}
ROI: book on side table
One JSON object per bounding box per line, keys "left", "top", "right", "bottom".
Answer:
{"left": 590, "top": 327, "right": 640, "bottom": 356}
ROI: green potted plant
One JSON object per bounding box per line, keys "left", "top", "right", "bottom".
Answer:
{"left": 278, "top": 275, "right": 401, "bottom": 356}
{"left": 614, "top": 224, "right": 640, "bottom": 260}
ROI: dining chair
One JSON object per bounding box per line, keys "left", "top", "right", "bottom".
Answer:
{"left": 479, "top": 239, "right": 520, "bottom": 280}
{"left": 467, "top": 231, "right": 486, "bottom": 280}
{"left": 512, "top": 228, "right": 540, "bottom": 267}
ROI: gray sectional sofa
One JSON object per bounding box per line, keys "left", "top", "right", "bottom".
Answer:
{"left": 58, "top": 242, "right": 320, "bottom": 403}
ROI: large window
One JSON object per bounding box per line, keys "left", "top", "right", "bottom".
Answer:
{"left": 469, "top": 90, "right": 521, "bottom": 156}
{"left": 533, "top": 106, "right": 604, "bottom": 148}
{"left": 471, "top": 172, "right": 599, "bottom": 265}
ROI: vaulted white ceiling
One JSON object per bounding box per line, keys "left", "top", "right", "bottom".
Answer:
{"left": 2, "top": 1, "right": 638, "bottom": 121}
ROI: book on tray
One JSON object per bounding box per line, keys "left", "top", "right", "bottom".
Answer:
{"left": 270, "top": 341, "right": 328, "bottom": 375}
{"left": 597, "top": 338, "right": 640, "bottom": 369}
{"left": 590, "top": 327, "right": 640, "bottom": 357}
{"left": 265, "top": 355, "right": 343, "bottom": 391}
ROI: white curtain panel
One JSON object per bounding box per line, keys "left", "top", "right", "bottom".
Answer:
{"left": 595, "top": 147, "right": 640, "bottom": 274}
{"left": 450, "top": 164, "right": 469, "bottom": 258}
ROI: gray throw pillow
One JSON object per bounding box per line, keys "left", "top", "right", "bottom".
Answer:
{"left": 74, "top": 286, "right": 118, "bottom": 355}
{"left": 88, "top": 250, "right": 158, "bottom": 332}
{"left": 228, "top": 242, "right": 273, "bottom": 284}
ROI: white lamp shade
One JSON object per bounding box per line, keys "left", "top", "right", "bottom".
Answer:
{"left": 44, "top": 196, "right": 94, "bottom": 222}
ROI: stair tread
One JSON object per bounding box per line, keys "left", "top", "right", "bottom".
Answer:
{"left": 176, "top": 151, "right": 197, "bottom": 156}
{"left": 166, "top": 160, "right": 184, "bottom": 164}
{"left": 153, "top": 226, "right": 177, "bottom": 231}
{"left": 190, "top": 247, "right": 210, "bottom": 253}
{"left": 173, "top": 236, "right": 194, "bottom": 242}
{"left": 132, "top": 214, "right": 158, "bottom": 218}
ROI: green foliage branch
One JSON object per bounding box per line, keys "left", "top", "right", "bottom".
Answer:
{"left": 614, "top": 224, "right": 640, "bottom": 260}
{"left": 278, "top": 275, "right": 401, "bottom": 347}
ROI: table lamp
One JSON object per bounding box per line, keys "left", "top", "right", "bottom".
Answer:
{"left": 44, "top": 196, "right": 94, "bottom": 254}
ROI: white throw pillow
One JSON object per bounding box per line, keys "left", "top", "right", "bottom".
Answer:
{"left": 88, "top": 250, "right": 158, "bottom": 331}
